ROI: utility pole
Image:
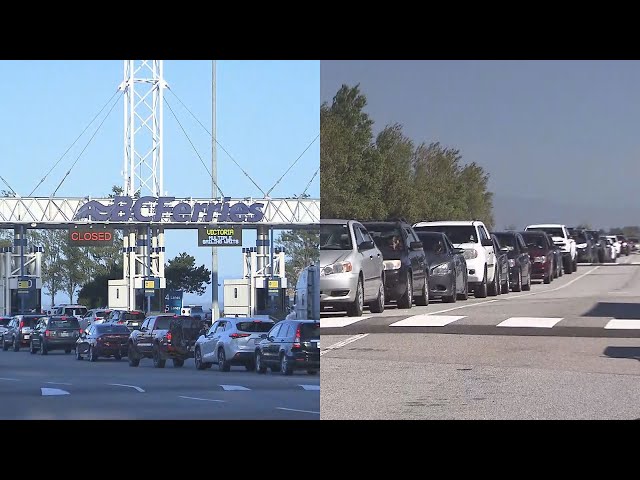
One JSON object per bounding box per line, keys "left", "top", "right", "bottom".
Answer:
{"left": 211, "top": 60, "right": 219, "bottom": 322}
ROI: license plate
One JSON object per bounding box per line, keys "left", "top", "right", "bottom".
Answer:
{"left": 131, "top": 323, "right": 139, "bottom": 326}
{"left": 23, "top": 334, "right": 30, "bottom": 340}
{"left": 61, "top": 332, "right": 70, "bottom": 337}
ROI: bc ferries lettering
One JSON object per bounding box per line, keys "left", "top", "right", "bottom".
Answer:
{"left": 74, "top": 197, "right": 264, "bottom": 223}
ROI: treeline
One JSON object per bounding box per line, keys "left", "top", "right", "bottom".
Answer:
{"left": 321, "top": 84, "right": 495, "bottom": 228}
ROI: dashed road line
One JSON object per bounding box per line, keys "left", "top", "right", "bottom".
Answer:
{"left": 108, "top": 383, "right": 145, "bottom": 393}
{"left": 390, "top": 315, "right": 466, "bottom": 327}
{"left": 299, "top": 384, "right": 320, "bottom": 391}
{"left": 275, "top": 407, "right": 320, "bottom": 415}
{"left": 0, "top": 377, "right": 20, "bottom": 381}
{"left": 41, "top": 387, "right": 70, "bottom": 396}
{"left": 179, "top": 396, "right": 225, "bottom": 403}
{"left": 604, "top": 319, "right": 640, "bottom": 330}
{"left": 321, "top": 317, "right": 370, "bottom": 328}
{"left": 497, "top": 317, "right": 564, "bottom": 328}
{"left": 320, "top": 333, "right": 369, "bottom": 356}
{"left": 220, "top": 385, "right": 251, "bottom": 391}
{"left": 45, "top": 381, "right": 73, "bottom": 386}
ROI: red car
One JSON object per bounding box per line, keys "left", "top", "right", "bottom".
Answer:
{"left": 520, "top": 231, "right": 555, "bottom": 284}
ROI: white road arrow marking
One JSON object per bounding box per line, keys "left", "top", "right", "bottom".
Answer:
{"left": 299, "top": 384, "right": 320, "bottom": 391}
{"left": 108, "top": 383, "right": 145, "bottom": 393}
{"left": 276, "top": 407, "right": 320, "bottom": 415}
{"left": 220, "top": 385, "right": 251, "bottom": 391}
{"left": 41, "top": 388, "right": 70, "bottom": 396}
{"left": 179, "top": 396, "right": 225, "bottom": 403}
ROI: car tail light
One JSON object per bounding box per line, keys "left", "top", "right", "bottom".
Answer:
{"left": 229, "top": 333, "right": 250, "bottom": 339}
{"left": 79, "top": 328, "right": 83, "bottom": 334}
{"left": 292, "top": 324, "right": 301, "bottom": 350}
{"left": 166, "top": 332, "right": 172, "bottom": 343}
{"left": 19, "top": 320, "right": 24, "bottom": 329}
{"left": 45, "top": 330, "right": 52, "bottom": 337}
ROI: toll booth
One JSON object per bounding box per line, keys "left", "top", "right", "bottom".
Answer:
{"left": 0, "top": 245, "right": 43, "bottom": 315}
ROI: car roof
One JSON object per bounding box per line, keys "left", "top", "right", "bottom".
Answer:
{"left": 321, "top": 219, "right": 357, "bottom": 225}
{"left": 413, "top": 221, "right": 481, "bottom": 227}
{"left": 526, "top": 224, "right": 564, "bottom": 228}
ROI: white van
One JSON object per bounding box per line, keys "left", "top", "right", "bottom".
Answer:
{"left": 287, "top": 265, "right": 320, "bottom": 320}
{"left": 49, "top": 304, "right": 89, "bottom": 320}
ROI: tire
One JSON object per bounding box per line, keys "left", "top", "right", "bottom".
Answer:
{"left": 512, "top": 269, "right": 522, "bottom": 292}
{"left": 173, "top": 358, "right": 185, "bottom": 368}
{"left": 488, "top": 267, "right": 499, "bottom": 296}
{"left": 128, "top": 344, "right": 140, "bottom": 367}
{"left": 543, "top": 273, "right": 551, "bottom": 284}
{"left": 397, "top": 273, "right": 413, "bottom": 309}
{"left": 194, "top": 347, "right": 209, "bottom": 370}
{"left": 2, "top": 337, "right": 8, "bottom": 351}
{"left": 256, "top": 351, "right": 267, "bottom": 374}
{"left": 501, "top": 271, "right": 510, "bottom": 294}
{"left": 456, "top": 279, "right": 469, "bottom": 301}
{"left": 442, "top": 276, "right": 456, "bottom": 303}
{"left": 114, "top": 354, "right": 122, "bottom": 361}
{"left": 564, "top": 258, "right": 573, "bottom": 274}
{"left": 475, "top": 267, "right": 488, "bottom": 298}
{"left": 245, "top": 362, "right": 255, "bottom": 372}
{"left": 39, "top": 341, "right": 47, "bottom": 356}
{"left": 280, "top": 353, "right": 293, "bottom": 376}
{"left": 152, "top": 346, "right": 166, "bottom": 368}
{"left": 75, "top": 347, "right": 82, "bottom": 360}
{"left": 218, "top": 348, "right": 230, "bottom": 372}
{"left": 89, "top": 346, "right": 98, "bottom": 362}
{"left": 30, "top": 342, "right": 36, "bottom": 354}
{"left": 415, "top": 276, "right": 429, "bottom": 306}
{"left": 307, "top": 370, "right": 318, "bottom": 375}
{"left": 522, "top": 270, "right": 532, "bottom": 291}
{"left": 369, "top": 281, "right": 385, "bottom": 313}
{"left": 13, "top": 337, "right": 19, "bottom": 352}
{"left": 64, "top": 349, "right": 71, "bottom": 354}
{"left": 572, "top": 259, "right": 577, "bottom": 272}
{"left": 346, "top": 279, "right": 364, "bottom": 317}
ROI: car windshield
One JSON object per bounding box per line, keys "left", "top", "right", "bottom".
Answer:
{"left": 366, "top": 225, "right": 404, "bottom": 253}
{"left": 320, "top": 224, "right": 353, "bottom": 250}
{"left": 521, "top": 233, "right": 546, "bottom": 249}
{"left": 64, "top": 307, "right": 87, "bottom": 317}
{"left": 300, "top": 322, "right": 320, "bottom": 340}
{"left": 575, "top": 233, "right": 588, "bottom": 243}
{"left": 96, "top": 324, "right": 130, "bottom": 334}
{"left": 413, "top": 225, "right": 477, "bottom": 244}
{"left": 494, "top": 234, "right": 516, "bottom": 250}
{"left": 95, "top": 311, "right": 108, "bottom": 318}
{"left": 236, "top": 321, "right": 273, "bottom": 332}
{"left": 529, "top": 227, "right": 564, "bottom": 238}
{"left": 415, "top": 233, "right": 446, "bottom": 254}
{"left": 50, "top": 318, "right": 80, "bottom": 329}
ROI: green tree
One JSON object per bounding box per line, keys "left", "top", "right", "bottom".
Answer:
{"left": 32, "top": 230, "right": 66, "bottom": 307}
{"left": 276, "top": 230, "right": 319, "bottom": 293}
{"left": 165, "top": 253, "right": 212, "bottom": 295}
{"left": 61, "top": 242, "right": 91, "bottom": 304}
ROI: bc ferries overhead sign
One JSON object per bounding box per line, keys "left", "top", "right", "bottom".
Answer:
{"left": 73, "top": 196, "right": 265, "bottom": 223}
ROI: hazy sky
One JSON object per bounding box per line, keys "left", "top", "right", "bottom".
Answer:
{"left": 321, "top": 60, "right": 640, "bottom": 226}
{"left": 0, "top": 60, "right": 320, "bottom": 306}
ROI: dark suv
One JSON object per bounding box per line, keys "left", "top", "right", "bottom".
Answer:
{"left": 492, "top": 232, "right": 532, "bottom": 292}
{"left": 30, "top": 316, "right": 82, "bottom": 355}
{"left": 361, "top": 220, "right": 428, "bottom": 309}
{"left": 2, "top": 314, "right": 46, "bottom": 351}
{"left": 255, "top": 320, "right": 320, "bottom": 375}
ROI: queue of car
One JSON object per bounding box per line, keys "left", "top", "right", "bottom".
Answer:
{"left": 320, "top": 220, "right": 631, "bottom": 317}
{"left": 0, "top": 307, "right": 320, "bottom": 376}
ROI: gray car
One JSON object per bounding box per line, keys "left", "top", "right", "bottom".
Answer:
{"left": 320, "top": 219, "right": 385, "bottom": 317}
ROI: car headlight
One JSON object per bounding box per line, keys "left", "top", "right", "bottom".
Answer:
{"left": 508, "top": 259, "right": 515, "bottom": 267}
{"left": 431, "top": 263, "right": 451, "bottom": 276}
{"left": 463, "top": 249, "right": 478, "bottom": 260}
{"left": 534, "top": 256, "right": 546, "bottom": 263}
{"left": 383, "top": 260, "right": 402, "bottom": 271}
{"left": 321, "top": 261, "right": 353, "bottom": 276}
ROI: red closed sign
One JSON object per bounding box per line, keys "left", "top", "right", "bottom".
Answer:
{"left": 69, "top": 227, "right": 114, "bottom": 246}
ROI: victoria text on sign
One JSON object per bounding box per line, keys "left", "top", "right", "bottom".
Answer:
{"left": 197, "top": 225, "right": 243, "bottom": 247}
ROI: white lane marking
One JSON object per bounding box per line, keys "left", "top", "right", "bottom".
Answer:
{"left": 41, "top": 388, "right": 70, "bottom": 396}
{"left": 320, "top": 317, "right": 369, "bottom": 328}
{"left": 497, "top": 317, "right": 564, "bottom": 328}
{"left": 45, "top": 381, "right": 72, "bottom": 386}
{"left": 604, "top": 319, "right": 640, "bottom": 330}
{"left": 275, "top": 407, "right": 320, "bottom": 415}
{"left": 179, "top": 396, "right": 225, "bottom": 403}
{"left": 299, "top": 384, "right": 320, "bottom": 391}
{"left": 504, "top": 266, "right": 600, "bottom": 300}
{"left": 425, "top": 300, "right": 499, "bottom": 315}
{"left": 220, "top": 385, "right": 251, "bottom": 391}
{"left": 390, "top": 315, "right": 466, "bottom": 327}
{"left": 0, "top": 377, "right": 20, "bottom": 381}
{"left": 108, "top": 383, "right": 145, "bottom": 393}
{"left": 320, "top": 333, "right": 369, "bottom": 356}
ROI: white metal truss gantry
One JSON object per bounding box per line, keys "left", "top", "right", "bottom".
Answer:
{"left": 119, "top": 60, "right": 167, "bottom": 309}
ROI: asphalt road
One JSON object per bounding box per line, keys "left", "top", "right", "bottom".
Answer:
{"left": 320, "top": 254, "right": 640, "bottom": 419}
{"left": 0, "top": 348, "right": 319, "bottom": 419}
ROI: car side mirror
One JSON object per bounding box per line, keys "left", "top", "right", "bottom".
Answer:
{"left": 481, "top": 239, "right": 493, "bottom": 247}
{"left": 359, "top": 240, "right": 375, "bottom": 251}
{"left": 410, "top": 241, "right": 423, "bottom": 251}
{"left": 260, "top": 333, "right": 268, "bottom": 339}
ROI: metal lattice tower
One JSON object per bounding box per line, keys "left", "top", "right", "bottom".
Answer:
{"left": 120, "top": 60, "right": 165, "bottom": 197}
{"left": 119, "top": 60, "right": 167, "bottom": 311}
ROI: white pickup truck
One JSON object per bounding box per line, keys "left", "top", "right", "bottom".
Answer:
{"left": 525, "top": 224, "right": 577, "bottom": 273}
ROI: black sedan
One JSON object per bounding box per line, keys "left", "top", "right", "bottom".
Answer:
{"left": 75, "top": 322, "right": 131, "bottom": 361}
{"left": 491, "top": 234, "right": 511, "bottom": 295}
{"left": 415, "top": 231, "right": 468, "bottom": 302}
{"left": 492, "top": 231, "right": 532, "bottom": 292}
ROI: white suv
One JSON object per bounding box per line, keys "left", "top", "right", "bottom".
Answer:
{"left": 413, "top": 221, "right": 498, "bottom": 298}
{"left": 525, "top": 224, "right": 577, "bottom": 273}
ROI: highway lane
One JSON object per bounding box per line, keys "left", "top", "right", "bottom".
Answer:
{"left": 320, "top": 254, "right": 640, "bottom": 419}
{"left": 0, "top": 349, "right": 319, "bottom": 419}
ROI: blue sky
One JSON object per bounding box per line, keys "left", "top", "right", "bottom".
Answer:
{"left": 0, "top": 60, "right": 320, "bottom": 307}
{"left": 321, "top": 60, "right": 640, "bottom": 228}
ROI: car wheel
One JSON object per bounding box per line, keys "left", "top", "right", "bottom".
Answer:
{"left": 152, "top": 346, "right": 166, "bottom": 368}
{"left": 415, "top": 276, "right": 429, "bottom": 306}
{"left": 172, "top": 358, "right": 184, "bottom": 368}
{"left": 488, "top": 267, "right": 499, "bottom": 296}
{"left": 245, "top": 362, "right": 255, "bottom": 371}
{"left": 89, "top": 346, "right": 98, "bottom": 362}
{"left": 573, "top": 259, "right": 578, "bottom": 272}
{"left": 2, "top": 336, "right": 8, "bottom": 351}
{"left": 442, "top": 276, "right": 456, "bottom": 303}
{"left": 346, "top": 279, "right": 364, "bottom": 317}
{"left": 75, "top": 347, "right": 82, "bottom": 360}
{"left": 64, "top": 349, "right": 71, "bottom": 354}
{"left": 39, "top": 341, "right": 47, "bottom": 356}
{"left": 195, "top": 347, "right": 207, "bottom": 370}
{"left": 280, "top": 353, "right": 293, "bottom": 376}
{"left": 13, "top": 337, "right": 20, "bottom": 352}
{"left": 398, "top": 273, "right": 413, "bottom": 309}
{"left": 128, "top": 344, "right": 140, "bottom": 367}
{"left": 501, "top": 271, "right": 510, "bottom": 294}
{"left": 30, "top": 341, "right": 37, "bottom": 354}
{"left": 114, "top": 354, "right": 122, "bottom": 361}
{"left": 564, "top": 257, "right": 573, "bottom": 274}
{"left": 369, "top": 281, "right": 385, "bottom": 313}
{"left": 218, "top": 348, "right": 230, "bottom": 372}
{"left": 256, "top": 351, "right": 267, "bottom": 374}
{"left": 513, "top": 269, "right": 522, "bottom": 292}
{"left": 544, "top": 272, "right": 551, "bottom": 284}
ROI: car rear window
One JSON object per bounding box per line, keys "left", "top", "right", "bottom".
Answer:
{"left": 300, "top": 323, "right": 320, "bottom": 340}
{"left": 95, "top": 311, "right": 108, "bottom": 318}
{"left": 96, "top": 324, "right": 130, "bottom": 334}
{"left": 123, "top": 312, "right": 146, "bottom": 321}
{"left": 414, "top": 225, "right": 477, "bottom": 245}
{"left": 154, "top": 316, "right": 172, "bottom": 330}
{"left": 50, "top": 318, "right": 80, "bottom": 329}
{"left": 0, "top": 318, "right": 11, "bottom": 327}
{"left": 21, "top": 317, "right": 41, "bottom": 327}
{"left": 64, "top": 307, "right": 88, "bottom": 317}
{"left": 237, "top": 321, "right": 273, "bottom": 333}
{"left": 521, "top": 233, "right": 547, "bottom": 249}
